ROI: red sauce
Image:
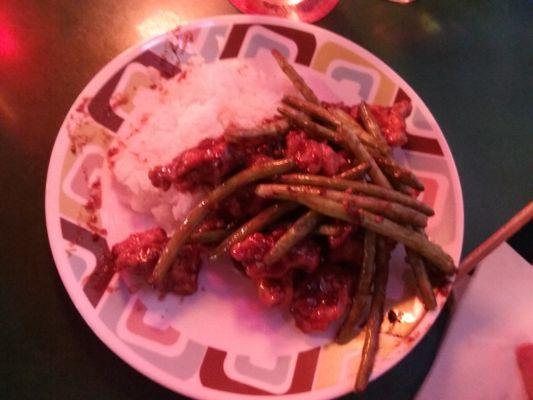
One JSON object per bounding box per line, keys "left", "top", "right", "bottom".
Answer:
{"left": 230, "top": 228, "right": 320, "bottom": 279}
{"left": 327, "top": 235, "right": 364, "bottom": 267}
{"left": 85, "top": 179, "right": 102, "bottom": 212}
{"left": 149, "top": 136, "right": 238, "bottom": 192}
{"left": 85, "top": 213, "right": 107, "bottom": 240}
{"left": 110, "top": 92, "right": 129, "bottom": 110}
{"left": 112, "top": 227, "right": 168, "bottom": 277}
{"left": 285, "top": 130, "right": 347, "bottom": 176}
{"left": 366, "top": 100, "right": 412, "bottom": 147}
{"left": 107, "top": 97, "right": 420, "bottom": 333}
{"left": 75, "top": 96, "right": 92, "bottom": 113}
{"left": 216, "top": 186, "right": 271, "bottom": 222}
{"left": 111, "top": 228, "right": 202, "bottom": 295}
{"left": 148, "top": 134, "right": 286, "bottom": 192}
{"left": 290, "top": 267, "right": 353, "bottom": 332}
{"left": 68, "top": 97, "right": 94, "bottom": 154}
{"left": 326, "top": 222, "right": 355, "bottom": 249}
{"left": 80, "top": 176, "right": 107, "bottom": 240}
{"left": 324, "top": 99, "right": 412, "bottom": 147}
{"left": 255, "top": 275, "right": 294, "bottom": 307}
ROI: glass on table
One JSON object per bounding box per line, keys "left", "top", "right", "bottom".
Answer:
{"left": 228, "top": 0, "right": 340, "bottom": 23}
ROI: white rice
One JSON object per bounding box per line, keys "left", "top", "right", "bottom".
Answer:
{"left": 109, "top": 57, "right": 294, "bottom": 231}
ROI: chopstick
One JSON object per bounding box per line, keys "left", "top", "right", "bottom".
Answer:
{"left": 457, "top": 201, "right": 533, "bottom": 279}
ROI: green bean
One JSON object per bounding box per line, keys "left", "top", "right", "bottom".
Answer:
{"left": 406, "top": 246, "right": 437, "bottom": 310}
{"left": 260, "top": 183, "right": 427, "bottom": 227}
{"left": 150, "top": 159, "right": 296, "bottom": 286}
{"left": 255, "top": 185, "right": 351, "bottom": 221}
{"left": 278, "top": 104, "right": 347, "bottom": 147}
{"left": 320, "top": 188, "right": 428, "bottom": 228}
{"left": 391, "top": 180, "right": 417, "bottom": 196}
{"left": 271, "top": 49, "right": 319, "bottom": 104}
{"left": 336, "top": 230, "right": 376, "bottom": 344}
{"left": 278, "top": 174, "right": 434, "bottom": 216}
{"left": 255, "top": 185, "right": 454, "bottom": 275}
{"left": 262, "top": 165, "right": 366, "bottom": 265}
{"left": 336, "top": 114, "right": 392, "bottom": 188}
{"left": 282, "top": 95, "right": 340, "bottom": 128}
{"left": 374, "top": 156, "right": 425, "bottom": 191}
{"left": 262, "top": 210, "right": 323, "bottom": 266}
{"left": 210, "top": 202, "right": 298, "bottom": 260}
{"left": 358, "top": 210, "right": 456, "bottom": 276}
{"left": 358, "top": 102, "right": 390, "bottom": 151}
{"left": 355, "top": 236, "right": 391, "bottom": 393}
{"left": 224, "top": 118, "right": 290, "bottom": 141}
{"left": 330, "top": 107, "right": 390, "bottom": 156}
{"left": 338, "top": 163, "right": 370, "bottom": 180}
{"left": 189, "top": 229, "right": 232, "bottom": 244}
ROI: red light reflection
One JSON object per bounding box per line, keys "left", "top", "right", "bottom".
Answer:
{"left": 0, "top": 24, "right": 19, "bottom": 58}
{"left": 0, "top": 10, "right": 21, "bottom": 59}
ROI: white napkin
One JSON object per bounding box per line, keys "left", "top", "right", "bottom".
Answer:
{"left": 416, "top": 242, "right": 533, "bottom": 400}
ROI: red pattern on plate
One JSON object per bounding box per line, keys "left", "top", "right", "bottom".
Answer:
{"left": 220, "top": 23, "right": 316, "bottom": 65}
{"left": 47, "top": 17, "right": 462, "bottom": 399}
{"left": 88, "top": 51, "right": 180, "bottom": 132}
{"left": 394, "top": 88, "right": 444, "bottom": 156}
{"left": 419, "top": 176, "right": 438, "bottom": 209}
{"left": 404, "top": 133, "right": 444, "bottom": 156}
{"left": 61, "top": 217, "right": 113, "bottom": 307}
{"left": 199, "top": 347, "right": 320, "bottom": 394}
{"left": 126, "top": 299, "right": 180, "bottom": 345}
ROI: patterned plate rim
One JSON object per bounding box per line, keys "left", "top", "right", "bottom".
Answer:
{"left": 45, "top": 14, "right": 464, "bottom": 400}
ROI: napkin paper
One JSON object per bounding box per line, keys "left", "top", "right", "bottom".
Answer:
{"left": 416, "top": 241, "right": 533, "bottom": 400}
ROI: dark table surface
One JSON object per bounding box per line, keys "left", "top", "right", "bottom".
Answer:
{"left": 1, "top": 1, "right": 531, "bottom": 399}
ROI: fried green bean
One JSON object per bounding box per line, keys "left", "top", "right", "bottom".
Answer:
{"left": 320, "top": 188, "right": 428, "bottom": 228}
{"left": 255, "top": 185, "right": 351, "bottom": 221}
{"left": 278, "top": 104, "right": 347, "bottom": 146}
{"left": 375, "top": 156, "right": 425, "bottom": 191}
{"left": 391, "top": 179, "right": 417, "bottom": 196}
{"left": 358, "top": 102, "right": 390, "bottom": 151}
{"left": 210, "top": 202, "right": 298, "bottom": 260}
{"left": 150, "top": 159, "right": 296, "bottom": 286}
{"left": 259, "top": 183, "right": 427, "bottom": 227}
{"left": 255, "top": 184, "right": 454, "bottom": 275}
{"left": 336, "top": 230, "right": 376, "bottom": 344}
{"left": 330, "top": 107, "right": 390, "bottom": 156}
{"left": 271, "top": 49, "right": 319, "bottom": 104}
{"left": 358, "top": 210, "right": 456, "bottom": 276}
{"left": 189, "top": 229, "right": 232, "bottom": 244}
{"left": 263, "top": 166, "right": 366, "bottom": 264}
{"left": 263, "top": 209, "right": 323, "bottom": 265}
{"left": 278, "top": 174, "right": 434, "bottom": 216}
{"left": 224, "top": 118, "right": 290, "bottom": 141}
{"left": 282, "top": 95, "right": 340, "bottom": 128}
{"left": 279, "top": 103, "right": 390, "bottom": 190}
{"left": 338, "top": 163, "right": 370, "bottom": 180}
{"left": 335, "top": 114, "right": 392, "bottom": 188}
{"left": 406, "top": 246, "right": 437, "bottom": 310}
{"left": 355, "top": 236, "right": 391, "bottom": 393}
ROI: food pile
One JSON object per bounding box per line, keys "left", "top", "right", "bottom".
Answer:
{"left": 109, "top": 50, "right": 456, "bottom": 391}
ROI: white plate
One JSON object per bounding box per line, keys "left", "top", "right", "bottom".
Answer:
{"left": 45, "top": 15, "right": 463, "bottom": 400}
